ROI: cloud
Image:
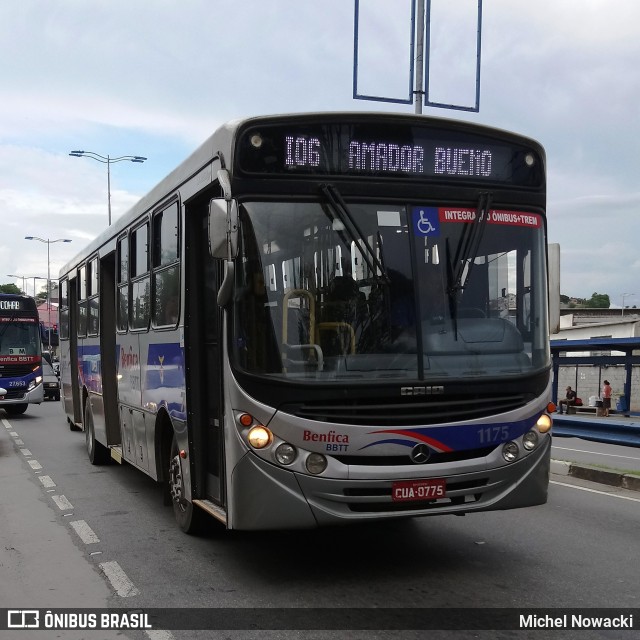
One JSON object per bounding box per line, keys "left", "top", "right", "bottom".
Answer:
{"left": 1, "top": 0, "right": 640, "bottom": 303}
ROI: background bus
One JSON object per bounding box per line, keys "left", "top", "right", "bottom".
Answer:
{"left": 59, "top": 112, "right": 552, "bottom": 532}
{"left": 0, "top": 293, "right": 44, "bottom": 415}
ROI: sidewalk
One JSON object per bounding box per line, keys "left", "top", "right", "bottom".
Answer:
{"left": 551, "top": 411, "right": 640, "bottom": 491}
{"left": 550, "top": 457, "right": 640, "bottom": 491}
{"left": 0, "top": 419, "right": 135, "bottom": 640}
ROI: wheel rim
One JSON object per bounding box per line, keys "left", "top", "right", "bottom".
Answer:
{"left": 169, "top": 452, "right": 187, "bottom": 513}
{"left": 86, "top": 411, "right": 94, "bottom": 456}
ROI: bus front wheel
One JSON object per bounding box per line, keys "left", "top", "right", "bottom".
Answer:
{"left": 4, "top": 404, "right": 28, "bottom": 415}
{"left": 84, "top": 400, "right": 111, "bottom": 465}
{"left": 168, "top": 435, "right": 204, "bottom": 534}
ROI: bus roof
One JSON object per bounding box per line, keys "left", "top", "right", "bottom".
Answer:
{"left": 59, "top": 111, "right": 544, "bottom": 278}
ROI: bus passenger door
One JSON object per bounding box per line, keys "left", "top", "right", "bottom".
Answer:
{"left": 67, "top": 276, "right": 82, "bottom": 425}
{"left": 99, "top": 252, "right": 120, "bottom": 445}
{"left": 184, "top": 199, "right": 225, "bottom": 507}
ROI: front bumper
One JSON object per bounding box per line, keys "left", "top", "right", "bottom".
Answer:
{"left": 227, "top": 436, "right": 551, "bottom": 530}
{"left": 0, "top": 384, "right": 44, "bottom": 405}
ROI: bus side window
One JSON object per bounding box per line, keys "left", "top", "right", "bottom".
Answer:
{"left": 130, "top": 222, "right": 150, "bottom": 330}
{"left": 87, "top": 256, "right": 99, "bottom": 336}
{"left": 152, "top": 202, "right": 180, "bottom": 327}
{"left": 77, "top": 264, "right": 88, "bottom": 337}
{"left": 59, "top": 278, "right": 69, "bottom": 340}
{"left": 117, "top": 235, "right": 129, "bottom": 332}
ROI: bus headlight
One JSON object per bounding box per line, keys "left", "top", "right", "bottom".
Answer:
{"left": 306, "top": 453, "right": 327, "bottom": 475}
{"left": 502, "top": 441, "right": 519, "bottom": 462}
{"left": 247, "top": 425, "right": 272, "bottom": 449}
{"left": 523, "top": 430, "right": 539, "bottom": 451}
{"left": 275, "top": 443, "right": 297, "bottom": 465}
{"left": 537, "top": 413, "right": 553, "bottom": 433}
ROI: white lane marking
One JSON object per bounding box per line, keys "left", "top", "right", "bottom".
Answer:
{"left": 38, "top": 475, "right": 56, "bottom": 488}
{"left": 9, "top": 431, "right": 19, "bottom": 436}
{"left": 52, "top": 494, "right": 74, "bottom": 510}
{"left": 70, "top": 520, "right": 100, "bottom": 544}
{"left": 146, "top": 631, "right": 176, "bottom": 640}
{"left": 2, "top": 418, "right": 11, "bottom": 428}
{"left": 552, "top": 445, "right": 640, "bottom": 462}
{"left": 14, "top": 439, "right": 24, "bottom": 445}
{"left": 28, "top": 459, "right": 42, "bottom": 470}
{"left": 20, "top": 448, "right": 32, "bottom": 456}
{"left": 550, "top": 480, "right": 640, "bottom": 502}
{"left": 99, "top": 561, "right": 140, "bottom": 597}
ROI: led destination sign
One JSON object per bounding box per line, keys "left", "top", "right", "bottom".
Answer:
{"left": 238, "top": 121, "right": 544, "bottom": 186}
{"left": 285, "top": 136, "right": 494, "bottom": 178}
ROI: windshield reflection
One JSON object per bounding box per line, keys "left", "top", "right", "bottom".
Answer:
{"left": 231, "top": 201, "right": 548, "bottom": 381}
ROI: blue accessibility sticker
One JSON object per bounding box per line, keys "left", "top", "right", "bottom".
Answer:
{"left": 413, "top": 207, "right": 440, "bottom": 237}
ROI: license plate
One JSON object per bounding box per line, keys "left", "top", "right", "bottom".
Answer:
{"left": 392, "top": 479, "right": 446, "bottom": 502}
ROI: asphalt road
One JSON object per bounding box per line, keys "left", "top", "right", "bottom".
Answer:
{"left": 551, "top": 436, "right": 640, "bottom": 473}
{"left": 1, "top": 400, "right": 639, "bottom": 640}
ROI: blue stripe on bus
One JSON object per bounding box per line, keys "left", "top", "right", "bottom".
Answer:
{"left": 364, "top": 416, "right": 539, "bottom": 452}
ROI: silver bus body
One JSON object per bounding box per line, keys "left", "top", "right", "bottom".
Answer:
{"left": 59, "top": 113, "right": 551, "bottom": 531}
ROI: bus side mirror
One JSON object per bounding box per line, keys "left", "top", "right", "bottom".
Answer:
{"left": 208, "top": 198, "right": 238, "bottom": 260}
{"left": 209, "top": 197, "right": 238, "bottom": 307}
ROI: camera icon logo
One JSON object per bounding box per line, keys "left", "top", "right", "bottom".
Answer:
{"left": 8, "top": 610, "right": 40, "bottom": 629}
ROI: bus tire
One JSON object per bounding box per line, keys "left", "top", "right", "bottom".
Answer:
{"left": 168, "top": 434, "right": 204, "bottom": 534}
{"left": 5, "top": 404, "right": 28, "bottom": 415}
{"left": 84, "top": 400, "right": 111, "bottom": 465}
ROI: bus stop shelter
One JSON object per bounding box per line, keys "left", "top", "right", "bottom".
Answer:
{"left": 550, "top": 337, "right": 640, "bottom": 417}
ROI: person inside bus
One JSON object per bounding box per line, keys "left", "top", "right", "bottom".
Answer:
{"left": 557, "top": 386, "right": 577, "bottom": 414}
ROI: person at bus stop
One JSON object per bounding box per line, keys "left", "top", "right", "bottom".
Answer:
{"left": 601, "top": 379, "right": 612, "bottom": 417}
{"left": 557, "top": 386, "right": 577, "bottom": 414}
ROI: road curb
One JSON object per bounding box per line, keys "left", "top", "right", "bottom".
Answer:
{"left": 551, "top": 458, "right": 640, "bottom": 492}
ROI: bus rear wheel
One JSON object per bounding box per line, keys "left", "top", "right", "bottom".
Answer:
{"left": 84, "top": 400, "right": 111, "bottom": 465}
{"left": 168, "top": 435, "right": 204, "bottom": 534}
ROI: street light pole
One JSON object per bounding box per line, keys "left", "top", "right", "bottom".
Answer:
{"left": 621, "top": 293, "right": 636, "bottom": 317}
{"left": 7, "top": 274, "right": 47, "bottom": 297}
{"left": 25, "top": 236, "right": 72, "bottom": 350}
{"left": 69, "top": 151, "right": 147, "bottom": 226}
{"left": 7, "top": 274, "right": 27, "bottom": 294}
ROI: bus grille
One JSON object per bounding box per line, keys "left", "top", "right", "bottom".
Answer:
{"left": 0, "top": 364, "right": 36, "bottom": 377}
{"left": 333, "top": 446, "right": 495, "bottom": 467}
{"left": 0, "top": 389, "right": 26, "bottom": 400}
{"left": 281, "top": 393, "right": 528, "bottom": 426}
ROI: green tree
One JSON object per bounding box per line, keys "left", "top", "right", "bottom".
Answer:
{"left": 0, "top": 283, "right": 22, "bottom": 294}
{"left": 587, "top": 292, "right": 610, "bottom": 308}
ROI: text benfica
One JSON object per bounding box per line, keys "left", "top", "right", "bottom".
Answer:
{"left": 520, "top": 614, "right": 634, "bottom": 629}
{"left": 303, "top": 430, "right": 349, "bottom": 444}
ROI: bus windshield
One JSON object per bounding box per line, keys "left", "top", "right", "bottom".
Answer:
{"left": 0, "top": 320, "right": 41, "bottom": 357}
{"left": 231, "top": 199, "right": 549, "bottom": 381}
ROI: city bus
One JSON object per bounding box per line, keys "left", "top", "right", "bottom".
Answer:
{"left": 59, "top": 112, "right": 553, "bottom": 532}
{"left": 0, "top": 293, "right": 44, "bottom": 414}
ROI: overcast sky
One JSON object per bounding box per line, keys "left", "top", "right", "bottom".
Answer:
{"left": 1, "top": 0, "right": 639, "bottom": 307}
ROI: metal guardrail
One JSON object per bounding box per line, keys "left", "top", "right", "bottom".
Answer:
{"left": 552, "top": 415, "right": 640, "bottom": 447}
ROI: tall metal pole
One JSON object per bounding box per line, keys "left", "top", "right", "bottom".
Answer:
{"left": 621, "top": 293, "right": 635, "bottom": 317}
{"left": 24, "top": 236, "right": 72, "bottom": 351}
{"left": 107, "top": 155, "right": 112, "bottom": 226}
{"left": 414, "top": 0, "right": 425, "bottom": 114}
{"left": 47, "top": 239, "right": 51, "bottom": 350}
{"left": 69, "top": 151, "right": 146, "bottom": 226}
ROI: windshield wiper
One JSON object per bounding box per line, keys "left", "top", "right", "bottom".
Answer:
{"left": 446, "top": 191, "right": 493, "bottom": 336}
{"left": 320, "top": 184, "right": 389, "bottom": 283}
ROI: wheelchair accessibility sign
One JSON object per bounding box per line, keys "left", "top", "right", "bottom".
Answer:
{"left": 413, "top": 207, "right": 440, "bottom": 237}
